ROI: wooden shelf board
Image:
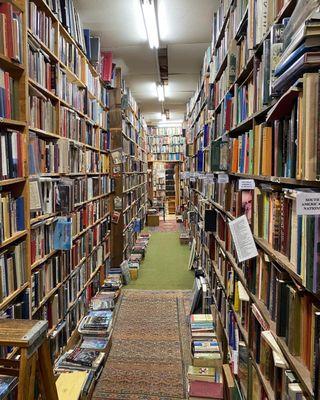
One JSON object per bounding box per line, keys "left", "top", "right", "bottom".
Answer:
{"left": 0, "top": 283, "right": 29, "bottom": 311}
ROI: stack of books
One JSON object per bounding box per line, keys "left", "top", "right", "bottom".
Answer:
{"left": 54, "top": 348, "right": 105, "bottom": 376}
{"left": 190, "top": 314, "right": 222, "bottom": 368}
{"left": 102, "top": 273, "right": 122, "bottom": 292}
{"left": 78, "top": 310, "right": 113, "bottom": 338}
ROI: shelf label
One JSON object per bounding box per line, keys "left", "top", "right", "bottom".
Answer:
{"left": 238, "top": 179, "right": 255, "bottom": 190}
{"left": 297, "top": 192, "right": 320, "bottom": 215}
{"left": 218, "top": 173, "right": 229, "bottom": 184}
{"left": 229, "top": 215, "right": 258, "bottom": 262}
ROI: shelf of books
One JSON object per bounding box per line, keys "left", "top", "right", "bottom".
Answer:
{"left": 184, "top": 0, "right": 320, "bottom": 399}
{"left": 109, "top": 67, "right": 148, "bottom": 267}
{"left": 0, "top": 0, "right": 114, "bottom": 362}
{"left": 147, "top": 126, "right": 185, "bottom": 213}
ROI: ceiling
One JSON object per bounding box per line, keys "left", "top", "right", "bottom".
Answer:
{"left": 74, "top": 0, "right": 219, "bottom": 123}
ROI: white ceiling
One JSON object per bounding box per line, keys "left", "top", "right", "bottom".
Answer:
{"left": 74, "top": 0, "right": 219, "bottom": 123}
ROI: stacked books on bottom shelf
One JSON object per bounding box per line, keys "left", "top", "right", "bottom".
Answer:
{"left": 128, "top": 232, "right": 151, "bottom": 280}
{"left": 188, "top": 314, "right": 223, "bottom": 400}
{"left": 54, "top": 278, "right": 121, "bottom": 399}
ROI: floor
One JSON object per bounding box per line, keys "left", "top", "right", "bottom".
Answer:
{"left": 93, "top": 219, "right": 194, "bottom": 399}
{"left": 127, "top": 229, "right": 194, "bottom": 290}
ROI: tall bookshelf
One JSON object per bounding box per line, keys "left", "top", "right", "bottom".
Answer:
{"left": 109, "top": 68, "right": 148, "bottom": 267}
{"left": 0, "top": 0, "right": 113, "bottom": 360}
{"left": 0, "top": 0, "right": 30, "bottom": 339}
{"left": 184, "top": 0, "right": 320, "bottom": 399}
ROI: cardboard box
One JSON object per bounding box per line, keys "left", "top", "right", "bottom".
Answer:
{"left": 129, "top": 268, "right": 138, "bottom": 280}
{"left": 147, "top": 213, "right": 159, "bottom": 226}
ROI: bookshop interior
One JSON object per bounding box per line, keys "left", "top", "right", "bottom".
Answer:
{"left": 0, "top": 0, "right": 320, "bottom": 398}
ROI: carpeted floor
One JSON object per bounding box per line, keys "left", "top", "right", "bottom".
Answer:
{"left": 92, "top": 290, "right": 192, "bottom": 400}
{"left": 127, "top": 232, "right": 194, "bottom": 290}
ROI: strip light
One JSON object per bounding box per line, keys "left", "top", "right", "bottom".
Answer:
{"left": 141, "top": 0, "right": 159, "bottom": 49}
{"left": 157, "top": 83, "right": 165, "bottom": 102}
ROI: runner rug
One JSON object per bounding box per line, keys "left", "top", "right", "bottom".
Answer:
{"left": 92, "top": 289, "right": 192, "bottom": 400}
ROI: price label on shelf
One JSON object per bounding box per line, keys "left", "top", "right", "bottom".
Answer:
{"left": 217, "top": 173, "right": 229, "bottom": 183}
{"left": 297, "top": 192, "right": 320, "bottom": 215}
{"left": 238, "top": 179, "right": 255, "bottom": 190}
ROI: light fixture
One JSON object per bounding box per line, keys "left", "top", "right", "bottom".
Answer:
{"left": 140, "top": 0, "right": 159, "bottom": 49}
{"left": 157, "top": 83, "right": 165, "bottom": 102}
{"left": 157, "top": 119, "right": 183, "bottom": 128}
{"left": 161, "top": 113, "right": 166, "bottom": 121}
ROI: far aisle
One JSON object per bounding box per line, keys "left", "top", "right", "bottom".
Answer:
{"left": 127, "top": 221, "right": 194, "bottom": 290}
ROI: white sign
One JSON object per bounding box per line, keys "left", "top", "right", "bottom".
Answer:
{"left": 297, "top": 192, "right": 320, "bottom": 215}
{"left": 229, "top": 215, "right": 258, "bottom": 262}
{"left": 238, "top": 179, "right": 255, "bottom": 190}
{"left": 218, "top": 173, "right": 229, "bottom": 184}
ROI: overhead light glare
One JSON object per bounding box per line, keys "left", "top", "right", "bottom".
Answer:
{"left": 157, "top": 83, "right": 165, "bottom": 102}
{"left": 141, "top": 0, "right": 159, "bottom": 49}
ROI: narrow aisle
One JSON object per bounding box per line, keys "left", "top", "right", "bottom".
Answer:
{"left": 92, "top": 290, "right": 192, "bottom": 400}
{"left": 127, "top": 230, "right": 194, "bottom": 290}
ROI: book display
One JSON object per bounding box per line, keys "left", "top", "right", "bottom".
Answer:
{"left": 108, "top": 68, "right": 148, "bottom": 267}
{"left": 184, "top": 0, "right": 320, "bottom": 399}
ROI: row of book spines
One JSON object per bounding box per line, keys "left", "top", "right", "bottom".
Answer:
{"left": 29, "top": 138, "right": 110, "bottom": 174}
{"left": 0, "top": 241, "right": 27, "bottom": 302}
{"left": 213, "top": 241, "right": 317, "bottom": 377}
{"left": 0, "top": 194, "right": 25, "bottom": 244}
{"left": 210, "top": 188, "right": 319, "bottom": 292}
{"left": 31, "top": 250, "right": 106, "bottom": 310}
{"left": 0, "top": 2, "right": 23, "bottom": 62}
{"left": 27, "top": 47, "right": 109, "bottom": 109}
{"left": 28, "top": 34, "right": 108, "bottom": 103}
{"left": 213, "top": 236, "right": 318, "bottom": 371}
{"left": 30, "top": 214, "right": 109, "bottom": 262}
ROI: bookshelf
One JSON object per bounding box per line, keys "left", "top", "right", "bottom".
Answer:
{"left": 109, "top": 68, "right": 148, "bottom": 267}
{"left": 184, "top": 0, "right": 320, "bottom": 399}
{"left": 147, "top": 126, "right": 185, "bottom": 214}
{"left": 0, "top": 0, "right": 114, "bottom": 361}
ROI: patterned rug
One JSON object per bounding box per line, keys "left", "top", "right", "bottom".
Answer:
{"left": 147, "top": 219, "right": 183, "bottom": 233}
{"left": 92, "top": 290, "right": 192, "bottom": 400}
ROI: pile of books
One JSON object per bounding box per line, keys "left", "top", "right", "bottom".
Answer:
{"left": 78, "top": 310, "right": 113, "bottom": 337}
{"left": 188, "top": 314, "right": 224, "bottom": 399}
{"left": 128, "top": 233, "right": 151, "bottom": 279}
{"left": 55, "top": 347, "right": 105, "bottom": 376}
{"left": 190, "top": 314, "right": 222, "bottom": 368}
{"left": 102, "top": 273, "right": 122, "bottom": 292}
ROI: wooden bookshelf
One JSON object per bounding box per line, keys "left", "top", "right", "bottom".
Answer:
{"left": 0, "top": 0, "right": 114, "bottom": 364}
{"left": 184, "top": 0, "right": 320, "bottom": 399}
{"left": 109, "top": 68, "right": 148, "bottom": 267}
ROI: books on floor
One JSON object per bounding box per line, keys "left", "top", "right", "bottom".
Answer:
{"left": 56, "top": 371, "right": 92, "bottom": 400}
{"left": 188, "top": 380, "right": 224, "bottom": 399}
{"left": 80, "top": 337, "right": 109, "bottom": 351}
{"left": 78, "top": 310, "right": 113, "bottom": 337}
{"left": 54, "top": 348, "right": 105, "bottom": 375}
{"left": 187, "top": 366, "right": 222, "bottom": 383}
{"left": 190, "top": 314, "right": 215, "bottom": 332}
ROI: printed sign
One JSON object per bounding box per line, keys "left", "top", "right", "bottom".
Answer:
{"left": 297, "top": 192, "right": 320, "bottom": 215}
{"left": 229, "top": 215, "right": 258, "bottom": 262}
{"left": 238, "top": 179, "right": 255, "bottom": 190}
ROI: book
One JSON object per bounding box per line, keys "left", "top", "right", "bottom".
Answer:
{"left": 188, "top": 380, "right": 223, "bottom": 399}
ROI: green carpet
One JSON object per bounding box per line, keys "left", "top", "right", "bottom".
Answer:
{"left": 127, "top": 232, "right": 194, "bottom": 290}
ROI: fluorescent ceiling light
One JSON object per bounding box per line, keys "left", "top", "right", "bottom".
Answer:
{"left": 141, "top": 0, "right": 159, "bottom": 49}
{"left": 158, "top": 119, "right": 183, "bottom": 127}
{"left": 157, "top": 83, "right": 165, "bottom": 102}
